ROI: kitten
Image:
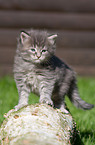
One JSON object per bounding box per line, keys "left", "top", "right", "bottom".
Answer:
{"left": 13, "top": 29, "right": 94, "bottom": 112}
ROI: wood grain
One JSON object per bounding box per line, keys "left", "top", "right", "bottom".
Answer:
{"left": 0, "top": 65, "right": 13, "bottom": 76}
{"left": 0, "top": 47, "right": 15, "bottom": 64}
{"left": 56, "top": 48, "right": 95, "bottom": 66}
{"left": 0, "top": 0, "right": 95, "bottom": 13}
{"left": 0, "top": 11, "right": 95, "bottom": 30}
{"left": 0, "top": 29, "right": 95, "bottom": 49}
{"left": 0, "top": 0, "right": 95, "bottom": 76}
{"left": 74, "top": 66, "right": 95, "bottom": 76}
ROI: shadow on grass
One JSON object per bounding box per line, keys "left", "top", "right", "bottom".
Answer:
{"left": 81, "top": 130, "right": 93, "bottom": 138}
{"left": 72, "top": 130, "right": 95, "bottom": 145}
{"left": 71, "top": 129, "right": 84, "bottom": 145}
{"left": 80, "top": 130, "right": 95, "bottom": 142}
{"left": 73, "top": 132, "right": 84, "bottom": 145}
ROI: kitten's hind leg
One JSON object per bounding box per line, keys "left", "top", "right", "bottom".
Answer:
{"left": 53, "top": 94, "right": 69, "bottom": 114}
{"left": 53, "top": 81, "right": 70, "bottom": 113}
{"left": 54, "top": 104, "right": 69, "bottom": 114}
{"left": 59, "top": 104, "right": 69, "bottom": 114}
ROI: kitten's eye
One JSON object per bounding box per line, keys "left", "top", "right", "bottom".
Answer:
{"left": 42, "top": 50, "right": 47, "bottom": 53}
{"left": 31, "top": 48, "right": 35, "bottom": 52}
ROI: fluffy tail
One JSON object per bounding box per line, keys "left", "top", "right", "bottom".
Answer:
{"left": 70, "top": 95, "right": 94, "bottom": 110}
{"left": 68, "top": 82, "right": 94, "bottom": 110}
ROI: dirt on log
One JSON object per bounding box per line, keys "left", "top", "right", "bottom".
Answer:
{"left": 0, "top": 104, "right": 76, "bottom": 145}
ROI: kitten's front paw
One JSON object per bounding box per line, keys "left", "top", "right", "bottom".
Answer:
{"left": 14, "top": 103, "right": 28, "bottom": 111}
{"left": 40, "top": 97, "right": 54, "bottom": 107}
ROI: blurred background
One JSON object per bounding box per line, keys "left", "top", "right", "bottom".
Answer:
{"left": 0, "top": 0, "right": 95, "bottom": 76}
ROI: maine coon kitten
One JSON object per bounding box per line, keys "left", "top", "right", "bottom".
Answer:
{"left": 14, "top": 29, "right": 94, "bottom": 112}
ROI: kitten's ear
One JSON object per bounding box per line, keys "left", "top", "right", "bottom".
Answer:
{"left": 48, "top": 34, "right": 57, "bottom": 45}
{"left": 20, "top": 31, "right": 31, "bottom": 44}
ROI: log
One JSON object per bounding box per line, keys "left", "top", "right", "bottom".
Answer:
{"left": 0, "top": 11, "right": 95, "bottom": 30}
{"left": 0, "top": 104, "right": 75, "bottom": 145}
{"left": 0, "top": 0, "right": 95, "bottom": 13}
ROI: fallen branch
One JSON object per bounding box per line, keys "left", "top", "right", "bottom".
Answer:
{"left": 0, "top": 104, "right": 75, "bottom": 145}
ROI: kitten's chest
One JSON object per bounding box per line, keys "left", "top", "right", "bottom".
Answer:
{"left": 25, "top": 66, "right": 57, "bottom": 94}
{"left": 26, "top": 71, "right": 42, "bottom": 94}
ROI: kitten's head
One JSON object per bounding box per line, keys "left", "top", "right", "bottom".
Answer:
{"left": 18, "top": 29, "right": 57, "bottom": 64}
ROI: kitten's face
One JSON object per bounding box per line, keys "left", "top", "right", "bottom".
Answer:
{"left": 19, "top": 30, "right": 57, "bottom": 64}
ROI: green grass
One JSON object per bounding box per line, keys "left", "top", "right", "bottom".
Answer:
{"left": 0, "top": 76, "right": 95, "bottom": 144}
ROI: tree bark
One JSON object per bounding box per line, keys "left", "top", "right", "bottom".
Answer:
{"left": 0, "top": 104, "right": 75, "bottom": 145}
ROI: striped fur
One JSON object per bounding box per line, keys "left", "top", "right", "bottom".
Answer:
{"left": 13, "top": 29, "right": 94, "bottom": 112}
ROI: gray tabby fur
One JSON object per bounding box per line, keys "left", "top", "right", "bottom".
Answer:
{"left": 13, "top": 29, "right": 94, "bottom": 112}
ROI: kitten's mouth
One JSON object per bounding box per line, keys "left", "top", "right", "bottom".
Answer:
{"left": 33, "top": 58, "right": 42, "bottom": 63}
